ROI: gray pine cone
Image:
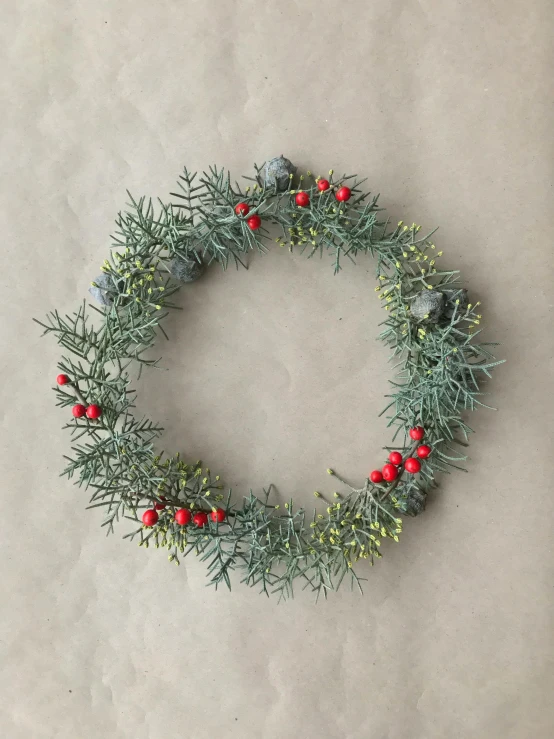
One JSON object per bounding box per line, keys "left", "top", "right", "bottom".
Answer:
{"left": 262, "top": 155, "right": 297, "bottom": 192}
{"left": 89, "top": 273, "right": 122, "bottom": 307}
{"left": 440, "top": 288, "right": 469, "bottom": 320}
{"left": 404, "top": 489, "right": 427, "bottom": 517}
{"left": 169, "top": 254, "right": 205, "bottom": 283}
{"left": 409, "top": 290, "right": 445, "bottom": 323}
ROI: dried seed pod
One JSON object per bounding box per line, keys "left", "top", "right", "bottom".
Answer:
{"left": 169, "top": 254, "right": 205, "bottom": 283}
{"left": 409, "top": 290, "right": 445, "bottom": 323}
{"left": 262, "top": 155, "right": 297, "bottom": 192}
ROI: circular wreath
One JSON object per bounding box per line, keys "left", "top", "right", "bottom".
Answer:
{"left": 37, "top": 157, "right": 503, "bottom": 600}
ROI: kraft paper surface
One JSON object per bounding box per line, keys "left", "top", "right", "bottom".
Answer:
{"left": 1, "top": 2, "right": 553, "bottom": 737}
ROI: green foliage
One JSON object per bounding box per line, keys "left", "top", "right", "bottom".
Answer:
{"left": 36, "top": 163, "right": 503, "bottom": 600}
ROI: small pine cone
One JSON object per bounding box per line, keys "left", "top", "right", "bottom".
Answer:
{"left": 440, "top": 288, "right": 469, "bottom": 320}
{"left": 169, "top": 254, "right": 205, "bottom": 283}
{"left": 89, "top": 274, "right": 123, "bottom": 306}
{"left": 404, "top": 489, "right": 427, "bottom": 517}
{"left": 262, "top": 155, "right": 297, "bottom": 192}
{"left": 409, "top": 290, "right": 445, "bottom": 323}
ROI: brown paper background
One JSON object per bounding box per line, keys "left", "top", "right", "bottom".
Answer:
{"left": 1, "top": 1, "right": 553, "bottom": 737}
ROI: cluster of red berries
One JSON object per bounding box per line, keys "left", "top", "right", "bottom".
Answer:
{"left": 57, "top": 374, "right": 103, "bottom": 420}
{"left": 234, "top": 202, "right": 261, "bottom": 231}
{"left": 141, "top": 506, "right": 226, "bottom": 528}
{"left": 233, "top": 183, "right": 352, "bottom": 230}
{"left": 369, "top": 427, "right": 431, "bottom": 484}
{"left": 293, "top": 183, "right": 352, "bottom": 209}
{"left": 72, "top": 403, "right": 102, "bottom": 419}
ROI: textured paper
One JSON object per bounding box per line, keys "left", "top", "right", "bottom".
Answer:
{"left": 1, "top": 1, "right": 553, "bottom": 737}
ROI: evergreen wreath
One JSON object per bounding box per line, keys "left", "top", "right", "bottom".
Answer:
{"left": 36, "top": 156, "right": 503, "bottom": 600}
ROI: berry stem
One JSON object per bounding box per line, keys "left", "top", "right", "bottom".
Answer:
{"left": 69, "top": 383, "right": 88, "bottom": 407}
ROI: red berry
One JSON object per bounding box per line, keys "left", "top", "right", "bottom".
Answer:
{"left": 210, "top": 508, "right": 226, "bottom": 523}
{"left": 417, "top": 444, "right": 432, "bottom": 459}
{"left": 142, "top": 509, "right": 159, "bottom": 527}
{"left": 370, "top": 470, "right": 383, "bottom": 483}
{"left": 57, "top": 374, "right": 70, "bottom": 385}
{"left": 72, "top": 404, "right": 86, "bottom": 418}
{"left": 382, "top": 463, "right": 399, "bottom": 482}
{"left": 174, "top": 508, "right": 192, "bottom": 526}
{"left": 404, "top": 457, "right": 421, "bottom": 474}
{"left": 317, "top": 179, "right": 330, "bottom": 192}
{"left": 388, "top": 451, "right": 403, "bottom": 466}
{"left": 154, "top": 496, "right": 167, "bottom": 511}
{"left": 193, "top": 511, "right": 208, "bottom": 528}
{"left": 85, "top": 404, "right": 102, "bottom": 419}
{"left": 247, "top": 214, "right": 261, "bottom": 230}
{"left": 295, "top": 191, "right": 310, "bottom": 207}
{"left": 235, "top": 202, "right": 250, "bottom": 216}
{"left": 409, "top": 426, "right": 425, "bottom": 441}
{"left": 335, "top": 186, "right": 352, "bottom": 202}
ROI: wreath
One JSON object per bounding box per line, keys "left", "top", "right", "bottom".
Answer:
{"left": 36, "top": 156, "right": 503, "bottom": 600}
